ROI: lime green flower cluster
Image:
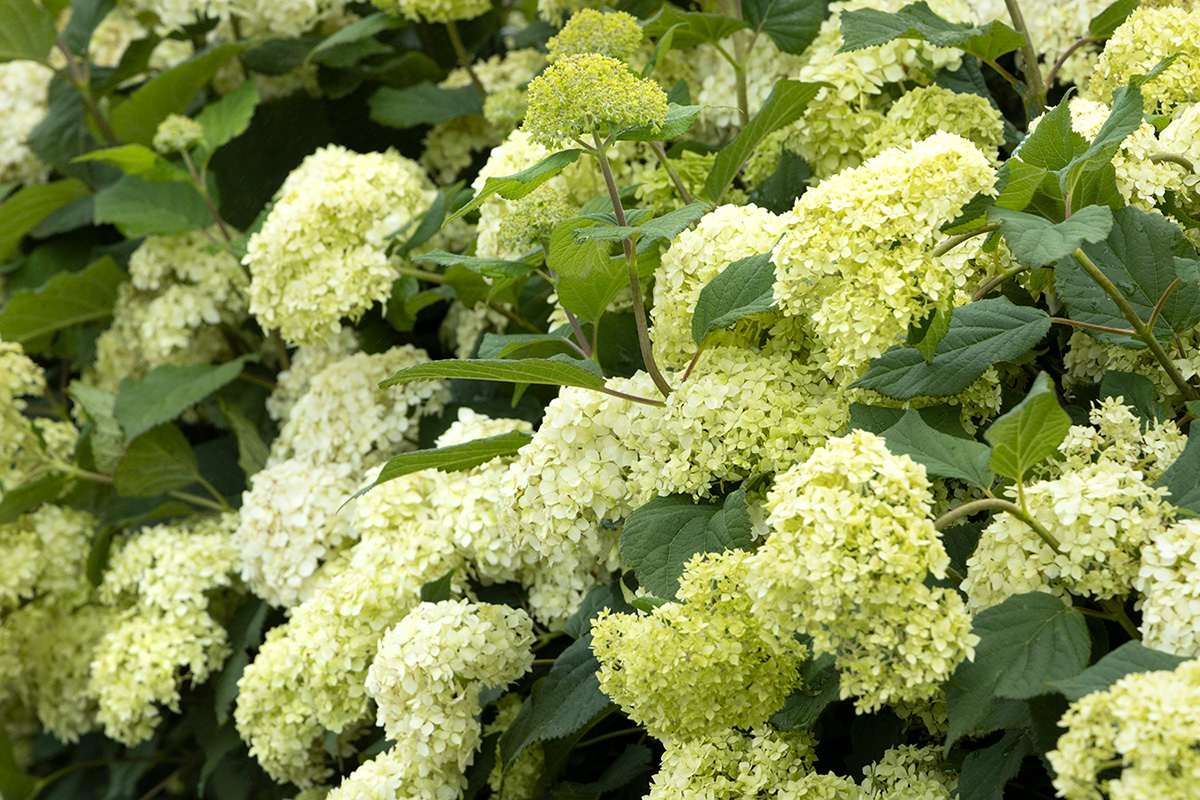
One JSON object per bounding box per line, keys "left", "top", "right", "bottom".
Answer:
{"left": 863, "top": 85, "right": 1005, "bottom": 162}
{"left": 372, "top": 0, "right": 490, "bottom": 23}
{"left": 773, "top": 132, "right": 996, "bottom": 380}
{"left": 1, "top": 342, "right": 77, "bottom": 496}
{"left": 646, "top": 728, "right": 817, "bottom": 799}
{"left": 1049, "top": 659, "right": 1200, "bottom": 800}
{"left": 152, "top": 113, "right": 203, "bottom": 155}
{"left": 592, "top": 550, "right": 806, "bottom": 741}
{"left": 1088, "top": 4, "right": 1200, "bottom": 114}
{"left": 749, "top": 430, "right": 977, "bottom": 712}
{"left": 546, "top": 8, "right": 642, "bottom": 62}
{"left": 523, "top": 54, "right": 668, "bottom": 148}
{"left": 497, "top": 185, "right": 576, "bottom": 253}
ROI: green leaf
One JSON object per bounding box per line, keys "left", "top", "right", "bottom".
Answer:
{"left": 413, "top": 249, "right": 538, "bottom": 280}
{"left": 641, "top": 22, "right": 683, "bottom": 77}
{"left": 770, "top": 653, "right": 840, "bottom": 731}
{"left": 1099, "top": 370, "right": 1166, "bottom": 422}
{"left": 1049, "top": 641, "right": 1186, "bottom": 701}
{"left": 382, "top": 356, "right": 605, "bottom": 393}
{"left": 743, "top": 0, "right": 828, "bottom": 55}
{"left": 216, "top": 395, "right": 269, "bottom": 478}
{"left": 912, "top": 305, "right": 951, "bottom": 362}
{"left": 615, "top": 103, "right": 702, "bottom": 142}
{"left": 946, "top": 593, "right": 1090, "bottom": 745}
{"left": 195, "top": 81, "right": 259, "bottom": 163}
{"left": 69, "top": 381, "right": 125, "bottom": 474}
{"left": 110, "top": 43, "right": 244, "bottom": 145}
{"left": 880, "top": 410, "right": 994, "bottom": 487}
{"left": 1057, "top": 206, "right": 1200, "bottom": 345}
{"left": 0, "top": 256, "right": 125, "bottom": 351}
{"left": 837, "top": 1, "right": 1023, "bottom": 62}
{"left": 114, "top": 356, "right": 256, "bottom": 443}
{"left": 1154, "top": 432, "right": 1200, "bottom": 514}
{"left": 61, "top": 0, "right": 116, "bottom": 55}
{"left": 72, "top": 144, "right": 190, "bottom": 182}
{"left": 498, "top": 634, "right": 615, "bottom": 768}
{"left": 0, "top": 728, "right": 37, "bottom": 800}
{"left": 0, "top": 474, "right": 69, "bottom": 524}
{"left": 852, "top": 298, "right": 1052, "bottom": 400}
{"left": 1057, "top": 80, "right": 1149, "bottom": 197}
{"left": 354, "top": 430, "right": 532, "bottom": 500}
{"left": 984, "top": 372, "right": 1071, "bottom": 483}
{"left": 113, "top": 423, "right": 202, "bottom": 497}
{"left": 747, "top": 149, "right": 810, "bottom": 213}
{"left": 705, "top": 80, "right": 825, "bottom": 204}
{"left": 991, "top": 205, "right": 1113, "bottom": 269}
{"left": 957, "top": 728, "right": 1035, "bottom": 800}
{"left": 93, "top": 175, "right": 212, "bottom": 237}
{"left": 1011, "top": 99, "right": 1085, "bottom": 172}
{"left": 420, "top": 569, "right": 456, "bottom": 603}
{"left": 0, "top": 178, "right": 90, "bottom": 261}
{"left": 449, "top": 149, "right": 583, "bottom": 223}
{"left": 643, "top": 6, "right": 749, "bottom": 49}
{"left": 571, "top": 201, "right": 711, "bottom": 255}
{"left": 1089, "top": 0, "right": 1138, "bottom": 38}
{"left": 691, "top": 252, "right": 776, "bottom": 344}
{"left": 0, "top": 0, "right": 57, "bottom": 62}
{"left": 555, "top": 257, "right": 628, "bottom": 323}
{"left": 306, "top": 11, "right": 406, "bottom": 63}
{"left": 477, "top": 332, "right": 578, "bottom": 362}
{"left": 369, "top": 82, "right": 483, "bottom": 129}
{"left": 620, "top": 488, "right": 755, "bottom": 599}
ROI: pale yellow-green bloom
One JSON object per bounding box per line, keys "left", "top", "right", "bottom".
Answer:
{"left": 152, "top": 113, "right": 203, "bottom": 154}
{"left": 523, "top": 53, "right": 668, "bottom": 148}
{"left": 1087, "top": 4, "right": 1200, "bottom": 114}
{"left": 372, "top": 0, "right": 490, "bottom": 23}
{"left": 546, "top": 8, "right": 642, "bottom": 62}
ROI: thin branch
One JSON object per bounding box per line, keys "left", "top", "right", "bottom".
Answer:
{"left": 1050, "top": 316, "right": 1137, "bottom": 336}
{"left": 651, "top": 141, "right": 693, "bottom": 204}
{"left": 1044, "top": 35, "right": 1095, "bottom": 87}
{"left": 1150, "top": 152, "right": 1197, "bottom": 173}
{"left": 933, "top": 223, "right": 1000, "bottom": 258}
{"left": 596, "top": 386, "right": 666, "bottom": 406}
{"left": 54, "top": 38, "right": 119, "bottom": 147}
{"left": 972, "top": 263, "right": 1031, "bottom": 301}
{"left": 934, "top": 497, "right": 1062, "bottom": 552}
{"left": 397, "top": 265, "right": 446, "bottom": 284}
{"left": 1003, "top": 0, "right": 1047, "bottom": 117}
{"left": 445, "top": 20, "right": 486, "bottom": 96}
{"left": 681, "top": 345, "right": 705, "bottom": 382}
{"left": 1147, "top": 278, "right": 1183, "bottom": 332}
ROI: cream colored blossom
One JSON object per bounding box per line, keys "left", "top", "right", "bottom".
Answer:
{"left": 647, "top": 728, "right": 816, "bottom": 800}
{"left": 1088, "top": 5, "right": 1200, "bottom": 114}
{"left": 863, "top": 84, "right": 1004, "bottom": 162}
{"left": 0, "top": 61, "right": 53, "bottom": 185}
{"left": 372, "top": 0, "right": 490, "bottom": 22}
{"left": 1135, "top": 520, "right": 1200, "bottom": 657}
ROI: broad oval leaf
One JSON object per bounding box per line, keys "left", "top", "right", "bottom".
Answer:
{"left": 991, "top": 205, "right": 1113, "bottom": 269}
{"left": 1049, "top": 640, "right": 1186, "bottom": 701}
{"left": 114, "top": 355, "right": 257, "bottom": 443}
{"left": 984, "top": 372, "right": 1071, "bottom": 483}
{"left": 353, "top": 430, "right": 533, "bottom": 500}
{"left": 0, "top": 256, "right": 126, "bottom": 351}
{"left": 113, "top": 423, "right": 202, "bottom": 497}
{"left": 837, "top": 0, "right": 1023, "bottom": 63}
{"left": 93, "top": 175, "right": 213, "bottom": 237}
{"left": 448, "top": 149, "right": 583, "bottom": 224}
{"left": 0, "top": 178, "right": 91, "bottom": 261}
{"left": 743, "top": 0, "right": 828, "bottom": 55}
{"left": 0, "top": 0, "right": 57, "bottom": 63}
{"left": 413, "top": 249, "right": 538, "bottom": 280}
{"left": 691, "top": 252, "right": 776, "bottom": 344}
{"left": 368, "top": 82, "right": 483, "bottom": 129}
{"left": 880, "top": 409, "right": 994, "bottom": 488}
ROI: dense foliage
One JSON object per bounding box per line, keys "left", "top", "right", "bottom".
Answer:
{"left": 4, "top": 0, "right": 1200, "bottom": 798}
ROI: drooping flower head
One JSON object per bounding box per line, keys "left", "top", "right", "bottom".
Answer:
{"left": 523, "top": 54, "right": 668, "bottom": 148}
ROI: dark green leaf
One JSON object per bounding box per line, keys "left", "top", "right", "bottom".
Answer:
{"left": 93, "top": 175, "right": 212, "bottom": 237}
{"left": 1057, "top": 206, "right": 1200, "bottom": 344}
{"left": 0, "top": 179, "right": 90, "bottom": 261}
{"left": 1089, "top": 0, "right": 1138, "bottom": 38}
{"left": 991, "top": 205, "right": 1113, "bottom": 269}
{"left": 705, "top": 80, "right": 824, "bottom": 203}
{"left": 1154, "top": 432, "right": 1200, "bottom": 514}
{"left": 239, "top": 36, "right": 319, "bottom": 75}
{"left": 216, "top": 395, "right": 269, "bottom": 478}
{"left": 0, "top": 256, "right": 125, "bottom": 351}
{"left": 620, "top": 488, "right": 755, "bottom": 599}
{"left": 911, "top": 305, "right": 951, "bottom": 362}
{"left": 214, "top": 598, "right": 269, "bottom": 725}
{"left": 0, "top": 0, "right": 57, "bottom": 62}
{"left": 614, "top": 103, "right": 701, "bottom": 141}
{"left": 1012, "top": 99, "right": 1085, "bottom": 172}
{"left": 110, "top": 43, "right": 244, "bottom": 145}
{"left": 449, "top": 149, "right": 584, "bottom": 223}
{"left": 564, "top": 579, "right": 636, "bottom": 639}
{"left": 369, "top": 82, "right": 483, "bottom": 128}
{"left": 113, "top": 424, "right": 202, "bottom": 497}
{"left": 69, "top": 381, "right": 125, "bottom": 473}
{"left": 1099, "top": 371, "right": 1166, "bottom": 422}
{"left": 946, "top": 593, "right": 1090, "bottom": 745}
{"left": 770, "top": 653, "right": 840, "bottom": 731}
{"left": 691, "top": 252, "right": 776, "bottom": 344}
{"left": 571, "top": 201, "right": 711, "bottom": 254}
{"left": 61, "top": 0, "right": 116, "bottom": 55}
{"left": 643, "top": 6, "right": 748, "bottom": 49}
{"left": 307, "top": 11, "right": 406, "bottom": 63}
{"left": 641, "top": 22, "right": 683, "bottom": 78}
{"left": 354, "top": 430, "right": 532, "bottom": 499}
{"left": 499, "top": 634, "right": 615, "bottom": 767}
{"left": 984, "top": 372, "right": 1071, "bottom": 483}
{"left": 837, "top": 1, "right": 1023, "bottom": 62}
{"left": 958, "top": 728, "right": 1034, "bottom": 800}
{"left": 381, "top": 356, "right": 606, "bottom": 391}
{"left": 880, "top": 410, "right": 994, "bottom": 487}
{"left": 478, "top": 331, "right": 578, "bottom": 360}
{"left": 414, "top": 249, "right": 538, "bottom": 281}
{"left": 0, "top": 474, "right": 69, "bottom": 524}
{"left": 852, "top": 298, "right": 1052, "bottom": 399}
{"left": 0, "top": 728, "right": 37, "bottom": 800}
{"left": 420, "top": 569, "right": 456, "bottom": 603}
{"left": 114, "top": 356, "right": 256, "bottom": 443}
{"left": 747, "top": 149, "right": 809, "bottom": 213}
{"left": 399, "top": 189, "right": 450, "bottom": 257}
{"left": 743, "top": 0, "right": 828, "bottom": 54}
{"left": 195, "top": 81, "right": 259, "bottom": 163}
{"left": 1058, "top": 80, "right": 1149, "bottom": 196}
{"left": 1049, "top": 641, "right": 1186, "bottom": 701}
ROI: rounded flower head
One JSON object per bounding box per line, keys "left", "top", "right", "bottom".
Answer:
{"left": 152, "top": 114, "right": 203, "bottom": 154}
{"left": 546, "top": 9, "right": 643, "bottom": 62}
{"left": 523, "top": 54, "right": 668, "bottom": 148}
{"left": 1087, "top": 5, "right": 1200, "bottom": 115}
{"left": 372, "top": 0, "right": 490, "bottom": 23}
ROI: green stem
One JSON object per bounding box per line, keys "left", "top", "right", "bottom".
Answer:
{"left": 1045, "top": 35, "right": 1095, "bottom": 87}
{"left": 445, "top": 20, "right": 486, "bottom": 96}
{"left": 1147, "top": 278, "right": 1183, "bottom": 332}
{"left": 1002, "top": 0, "right": 1047, "bottom": 119}
{"left": 972, "top": 263, "right": 1031, "bottom": 301}
{"left": 54, "top": 39, "right": 119, "bottom": 147}
{"left": 933, "top": 223, "right": 1000, "bottom": 258}
{"left": 270, "top": 329, "right": 291, "bottom": 371}
{"left": 576, "top": 728, "right": 644, "bottom": 749}
{"left": 1150, "top": 153, "right": 1197, "bottom": 173}
{"left": 934, "top": 497, "right": 1062, "bottom": 552}
{"left": 651, "top": 141, "right": 693, "bottom": 204}
{"left": 398, "top": 265, "right": 446, "bottom": 284}
{"left": 1051, "top": 316, "right": 1137, "bottom": 337}
{"left": 711, "top": 42, "right": 749, "bottom": 126}
{"left": 1071, "top": 248, "right": 1200, "bottom": 401}
{"left": 1101, "top": 598, "right": 1140, "bottom": 639}
{"left": 48, "top": 461, "right": 228, "bottom": 512}
{"left": 181, "top": 149, "right": 233, "bottom": 242}
{"left": 593, "top": 132, "right": 673, "bottom": 397}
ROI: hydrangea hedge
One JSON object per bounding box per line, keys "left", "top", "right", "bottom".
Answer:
{"left": 4, "top": 0, "right": 1200, "bottom": 797}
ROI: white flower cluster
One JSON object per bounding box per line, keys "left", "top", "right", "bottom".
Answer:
{"left": 1, "top": 341, "right": 76, "bottom": 496}
{"left": 0, "top": 61, "right": 52, "bottom": 186}
{"left": 325, "top": 600, "right": 533, "bottom": 800}
{"left": 1049, "top": 659, "right": 1200, "bottom": 800}
{"left": 89, "top": 229, "right": 250, "bottom": 391}
{"left": 245, "top": 145, "right": 431, "bottom": 346}
{"left": 1136, "top": 520, "right": 1200, "bottom": 658}
{"left": 773, "top": 132, "right": 997, "bottom": 380}
{"left": 1087, "top": 4, "right": 1200, "bottom": 115}
{"left": 749, "top": 430, "right": 978, "bottom": 712}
